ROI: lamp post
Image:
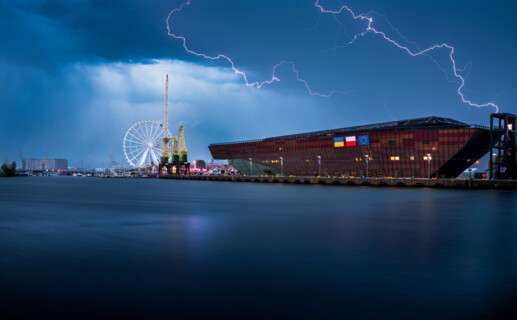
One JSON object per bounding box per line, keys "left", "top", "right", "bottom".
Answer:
{"left": 249, "top": 158, "right": 252, "bottom": 176}
{"left": 280, "top": 157, "right": 283, "bottom": 176}
{"left": 317, "top": 155, "right": 321, "bottom": 177}
{"left": 426, "top": 153, "right": 432, "bottom": 178}
{"left": 364, "top": 154, "right": 369, "bottom": 178}
{"left": 492, "top": 152, "right": 497, "bottom": 179}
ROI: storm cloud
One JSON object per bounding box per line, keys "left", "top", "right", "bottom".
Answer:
{"left": 1, "top": 0, "right": 516, "bottom": 166}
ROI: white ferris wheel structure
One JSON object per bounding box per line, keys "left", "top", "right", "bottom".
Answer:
{"left": 123, "top": 120, "right": 172, "bottom": 167}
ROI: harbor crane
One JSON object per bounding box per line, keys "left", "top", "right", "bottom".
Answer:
{"left": 18, "top": 149, "right": 24, "bottom": 170}
{"left": 123, "top": 73, "right": 189, "bottom": 174}
{"left": 41, "top": 148, "right": 48, "bottom": 171}
{"left": 158, "top": 74, "right": 190, "bottom": 175}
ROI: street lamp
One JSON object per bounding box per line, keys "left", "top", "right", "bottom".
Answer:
{"left": 426, "top": 153, "right": 432, "bottom": 178}
{"left": 279, "top": 157, "right": 283, "bottom": 176}
{"left": 364, "top": 155, "right": 369, "bottom": 178}
{"left": 317, "top": 155, "right": 321, "bottom": 177}
{"left": 491, "top": 152, "right": 497, "bottom": 179}
{"left": 248, "top": 158, "right": 252, "bottom": 176}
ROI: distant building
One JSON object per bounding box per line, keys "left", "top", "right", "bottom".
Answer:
{"left": 22, "top": 158, "right": 68, "bottom": 171}
{"left": 23, "top": 159, "right": 42, "bottom": 171}
{"left": 45, "top": 159, "right": 68, "bottom": 171}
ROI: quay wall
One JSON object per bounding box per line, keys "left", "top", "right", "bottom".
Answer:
{"left": 156, "top": 175, "right": 517, "bottom": 190}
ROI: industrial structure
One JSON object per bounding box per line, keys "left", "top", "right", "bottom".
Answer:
{"left": 490, "top": 113, "right": 516, "bottom": 179}
{"left": 122, "top": 74, "right": 189, "bottom": 174}
{"left": 209, "top": 116, "right": 501, "bottom": 178}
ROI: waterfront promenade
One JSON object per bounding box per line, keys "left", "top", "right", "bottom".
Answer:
{"left": 158, "top": 174, "right": 517, "bottom": 190}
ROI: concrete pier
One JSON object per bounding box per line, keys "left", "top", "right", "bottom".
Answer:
{"left": 158, "top": 175, "right": 517, "bottom": 190}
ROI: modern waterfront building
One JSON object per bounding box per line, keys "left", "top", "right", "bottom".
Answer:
{"left": 209, "top": 117, "right": 494, "bottom": 178}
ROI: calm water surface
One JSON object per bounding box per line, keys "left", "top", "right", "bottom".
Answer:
{"left": 1, "top": 177, "right": 516, "bottom": 319}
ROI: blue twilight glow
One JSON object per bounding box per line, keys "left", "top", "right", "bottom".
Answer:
{"left": 0, "top": 0, "right": 515, "bottom": 166}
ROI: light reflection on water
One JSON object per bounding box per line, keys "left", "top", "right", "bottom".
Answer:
{"left": 0, "top": 177, "right": 516, "bottom": 319}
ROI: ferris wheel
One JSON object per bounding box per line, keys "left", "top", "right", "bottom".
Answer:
{"left": 123, "top": 120, "right": 172, "bottom": 167}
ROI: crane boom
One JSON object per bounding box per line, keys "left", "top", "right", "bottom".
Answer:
{"left": 41, "top": 148, "right": 48, "bottom": 170}
{"left": 164, "top": 74, "right": 168, "bottom": 139}
{"left": 161, "top": 74, "right": 171, "bottom": 164}
{"left": 18, "top": 149, "right": 24, "bottom": 170}
{"left": 108, "top": 150, "right": 113, "bottom": 169}
{"left": 41, "top": 148, "right": 48, "bottom": 165}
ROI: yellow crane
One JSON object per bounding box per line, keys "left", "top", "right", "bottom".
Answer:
{"left": 157, "top": 74, "right": 189, "bottom": 174}
{"left": 178, "top": 125, "right": 188, "bottom": 163}
{"left": 171, "top": 136, "right": 179, "bottom": 162}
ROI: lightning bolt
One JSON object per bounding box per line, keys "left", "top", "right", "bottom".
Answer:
{"left": 165, "top": 1, "right": 347, "bottom": 97}
{"left": 314, "top": 0, "right": 499, "bottom": 112}
{"left": 166, "top": 0, "right": 500, "bottom": 113}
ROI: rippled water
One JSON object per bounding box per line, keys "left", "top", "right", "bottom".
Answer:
{"left": 1, "top": 177, "right": 516, "bottom": 319}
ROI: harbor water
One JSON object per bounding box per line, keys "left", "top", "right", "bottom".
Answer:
{"left": 1, "top": 177, "right": 516, "bottom": 319}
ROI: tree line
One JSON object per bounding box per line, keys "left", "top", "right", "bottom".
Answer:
{"left": 1, "top": 162, "right": 16, "bottom": 177}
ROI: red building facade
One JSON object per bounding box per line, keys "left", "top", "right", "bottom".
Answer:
{"left": 209, "top": 117, "right": 491, "bottom": 178}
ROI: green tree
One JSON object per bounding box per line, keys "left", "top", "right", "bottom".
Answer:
{"left": 0, "top": 161, "right": 16, "bottom": 177}
{"left": 195, "top": 160, "right": 206, "bottom": 169}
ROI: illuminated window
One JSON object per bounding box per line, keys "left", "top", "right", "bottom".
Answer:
{"left": 305, "top": 159, "right": 310, "bottom": 162}
{"left": 390, "top": 156, "right": 400, "bottom": 161}
{"left": 424, "top": 156, "right": 432, "bottom": 160}
{"left": 410, "top": 156, "right": 415, "bottom": 161}
{"left": 279, "top": 147, "right": 283, "bottom": 151}
{"left": 509, "top": 124, "right": 513, "bottom": 130}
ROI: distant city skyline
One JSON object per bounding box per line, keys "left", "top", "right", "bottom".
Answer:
{"left": 1, "top": 0, "right": 516, "bottom": 167}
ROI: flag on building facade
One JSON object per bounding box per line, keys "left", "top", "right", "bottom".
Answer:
{"left": 346, "top": 136, "right": 356, "bottom": 147}
{"left": 334, "top": 137, "right": 344, "bottom": 147}
{"left": 358, "top": 135, "right": 370, "bottom": 146}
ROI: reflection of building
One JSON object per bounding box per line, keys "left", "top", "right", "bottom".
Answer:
{"left": 209, "top": 117, "right": 494, "bottom": 178}
{"left": 22, "top": 159, "right": 68, "bottom": 171}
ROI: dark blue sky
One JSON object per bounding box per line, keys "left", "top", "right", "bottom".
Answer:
{"left": 1, "top": 0, "right": 516, "bottom": 167}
